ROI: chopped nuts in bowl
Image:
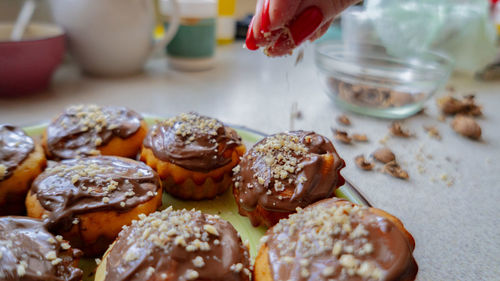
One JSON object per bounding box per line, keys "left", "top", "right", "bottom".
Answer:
{"left": 315, "top": 41, "right": 453, "bottom": 119}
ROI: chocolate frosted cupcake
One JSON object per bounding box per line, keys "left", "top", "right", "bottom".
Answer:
{"left": 0, "top": 124, "right": 46, "bottom": 215}
{"left": 25, "top": 156, "right": 162, "bottom": 256}
{"left": 233, "top": 131, "right": 345, "bottom": 227}
{"left": 43, "top": 104, "right": 147, "bottom": 160}
{"left": 141, "top": 113, "right": 246, "bottom": 200}
{"left": 254, "top": 198, "right": 418, "bottom": 281}
{"left": 95, "top": 207, "right": 252, "bottom": 281}
{"left": 0, "top": 216, "right": 83, "bottom": 281}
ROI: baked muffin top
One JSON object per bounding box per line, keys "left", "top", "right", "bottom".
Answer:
{"left": 31, "top": 156, "right": 160, "bottom": 233}
{"left": 143, "top": 112, "right": 242, "bottom": 172}
{"left": 0, "top": 125, "right": 35, "bottom": 181}
{"left": 0, "top": 217, "right": 83, "bottom": 281}
{"left": 262, "top": 198, "right": 417, "bottom": 281}
{"left": 104, "top": 207, "right": 251, "bottom": 281}
{"left": 234, "top": 131, "right": 345, "bottom": 212}
{"left": 45, "top": 104, "right": 142, "bottom": 159}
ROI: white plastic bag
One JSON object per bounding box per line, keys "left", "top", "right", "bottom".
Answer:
{"left": 365, "top": 0, "right": 497, "bottom": 74}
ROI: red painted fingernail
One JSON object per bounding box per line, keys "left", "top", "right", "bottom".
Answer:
{"left": 261, "top": 0, "right": 271, "bottom": 32}
{"left": 245, "top": 18, "right": 259, "bottom": 50}
{"left": 289, "top": 6, "right": 323, "bottom": 45}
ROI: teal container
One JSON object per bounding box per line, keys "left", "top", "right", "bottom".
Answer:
{"left": 165, "top": 18, "right": 216, "bottom": 59}
{"left": 161, "top": 0, "right": 217, "bottom": 71}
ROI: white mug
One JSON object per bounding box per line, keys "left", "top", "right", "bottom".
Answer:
{"left": 49, "top": 0, "right": 180, "bottom": 77}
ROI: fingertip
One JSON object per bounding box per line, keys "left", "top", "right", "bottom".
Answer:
{"left": 245, "top": 18, "right": 259, "bottom": 51}
{"left": 260, "top": 0, "right": 271, "bottom": 33}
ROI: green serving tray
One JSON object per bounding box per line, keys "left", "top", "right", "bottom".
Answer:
{"left": 24, "top": 118, "right": 370, "bottom": 281}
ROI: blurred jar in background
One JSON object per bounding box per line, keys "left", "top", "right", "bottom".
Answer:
{"left": 217, "top": 0, "right": 236, "bottom": 44}
{"left": 161, "top": 0, "right": 217, "bottom": 71}
{"left": 353, "top": 0, "right": 497, "bottom": 75}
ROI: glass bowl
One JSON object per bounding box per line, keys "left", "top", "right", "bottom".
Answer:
{"left": 315, "top": 41, "right": 454, "bottom": 119}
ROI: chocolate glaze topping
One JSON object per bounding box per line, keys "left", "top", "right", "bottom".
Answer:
{"left": 104, "top": 208, "right": 251, "bottom": 281}
{"left": 0, "top": 125, "right": 35, "bottom": 181}
{"left": 234, "top": 131, "right": 345, "bottom": 212}
{"left": 31, "top": 156, "right": 160, "bottom": 233}
{"left": 143, "top": 113, "right": 242, "bottom": 172}
{"left": 45, "top": 104, "right": 142, "bottom": 159}
{"left": 262, "top": 198, "right": 418, "bottom": 281}
{"left": 0, "top": 217, "right": 83, "bottom": 281}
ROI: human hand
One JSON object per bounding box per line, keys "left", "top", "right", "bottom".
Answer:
{"left": 246, "top": 0, "right": 358, "bottom": 56}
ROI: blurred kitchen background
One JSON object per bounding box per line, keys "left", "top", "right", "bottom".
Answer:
{"left": 0, "top": 0, "right": 256, "bottom": 23}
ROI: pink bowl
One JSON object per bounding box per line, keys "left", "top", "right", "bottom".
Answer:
{"left": 0, "top": 23, "right": 65, "bottom": 97}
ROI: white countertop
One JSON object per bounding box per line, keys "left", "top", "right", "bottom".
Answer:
{"left": 1, "top": 43, "right": 499, "bottom": 280}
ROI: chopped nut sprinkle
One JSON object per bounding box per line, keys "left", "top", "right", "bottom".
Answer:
{"left": 16, "top": 263, "right": 26, "bottom": 277}
{"left": 45, "top": 251, "right": 57, "bottom": 260}
{"left": 55, "top": 104, "right": 133, "bottom": 154}
{"left": 203, "top": 224, "right": 219, "bottom": 236}
{"left": 240, "top": 133, "right": 310, "bottom": 192}
{"left": 185, "top": 269, "right": 199, "bottom": 280}
{"left": 117, "top": 207, "right": 244, "bottom": 276}
{"left": 61, "top": 242, "right": 70, "bottom": 250}
{"left": 192, "top": 256, "right": 205, "bottom": 268}
{"left": 267, "top": 201, "right": 384, "bottom": 280}
{"left": 161, "top": 113, "right": 222, "bottom": 144}
{"left": 0, "top": 164, "right": 7, "bottom": 180}
{"left": 230, "top": 263, "right": 243, "bottom": 273}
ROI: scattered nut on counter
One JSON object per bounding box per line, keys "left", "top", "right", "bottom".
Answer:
{"left": 352, "top": 133, "right": 368, "bottom": 142}
{"left": 423, "top": 125, "right": 442, "bottom": 140}
{"left": 389, "top": 121, "right": 413, "bottom": 138}
{"left": 355, "top": 155, "right": 374, "bottom": 171}
{"left": 336, "top": 114, "right": 351, "bottom": 126}
{"left": 451, "top": 115, "right": 482, "bottom": 140}
{"left": 332, "top": 129, "right": 352, "bottom": 144}
{"left": 372, "top": 147, "right": 396, "bottom": 164}
{"left": 383, "top": 161, "right": 409, "bottom": 180}
{"left": 437, "top": 95, "right": 482, "bottom": 116}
